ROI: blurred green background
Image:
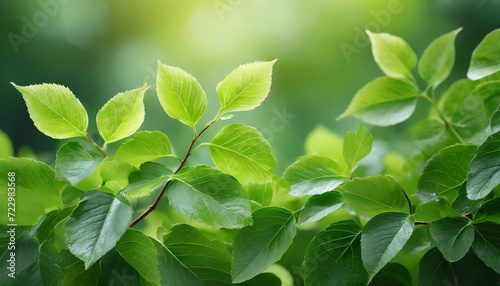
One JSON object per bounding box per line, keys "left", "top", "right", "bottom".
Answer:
{"left": 1, "top": 0, "right": 500, "bottom": 172}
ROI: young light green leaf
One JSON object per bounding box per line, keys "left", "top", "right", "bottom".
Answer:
{"left": 337, "top": 175, "right": 408, "bottom": 218}
{"left": 65, "top": 190, "right": 132, "bottom": 269}
{"left": 298, "top": 191, "right": 344, "bottom": 225}
{"left": 96, "top": 86, "right": 148, "bottom": 144}
{"left": 0, "top": 157, "right": 67, "bottom": 225}
{"left": 305, "top": 125, "right": 348, "bottom": 171}
{"left": 471, "top": 80, "right": 500, "bottom": 103}
{"left": 123, "top": 162, "right": 171, "bottom": 198}
{"left": 468, "top": 28, "right": 500, "bottom": 80}
{"left": 12, "top": 83, "right": 88, "bottom": 139}
{"left": 217, "top": 60, "right": 276, "bottom": 114}
{"left": 430, "top": 217, "right": 474, "bottom": 262}
{"left": 55, "top": 141, "right": 104, "bottom": 186}
{"left": 491, "top": 106, "right": 500, "bottom": 134}
{"left": 337, "top": 77, "right": 420, "bottom": 126}
{"left": 473, "top": 222, "right": 500, "bottom": 274}
{"left": 247, "top": 182, "right": 275, "bottom": 207}
{"left": 156, "top": 62, "right": 207, "bottom": 129}
{"left": 158, "top": 224, "right": 234, "bottom": 286}
{"left": 467, "top": 132, "right": 500, "bottom": 200}
{"left": 366, "top": 31, "right": 417, "bottom": 79}
{"left": 418, "top": 28, "right": 461, "bottom": 88}
{"left": 0, "top": 129, "right": 13, "bottom": 159}
{"left": 301, "top": 220, "right": 367, "bottom": 286}
{"left": 361, "top": 212, "right": 414, "bottom": 280}
{"left": 232, "top": 207, "right": 296, "bottom": 283}
{"left": 283, "top": 155, "right": 347, "bottom": 196}
{"left": 342, "top": 124, "right": 373, "bottom": 171}
{"left": 114, "top": 131, "right": 173, "bottom": 166}
{"left": 417, "top": 144, "right": 477, "bottom": 202}
{"left": 168, "top": 165, "right": 252, "bottom": 229}
{"left": 115, "top": 229, "right": 161, "bottom": 285}
{"left": 208, "top": 123, "right": 276, "bottom": 184}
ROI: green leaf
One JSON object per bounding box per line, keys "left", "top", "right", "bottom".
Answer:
{"left": 11, "top": 83, "right": 88, "bottom": 139}
{"left": 472, "top": 80, "right": 500, "bottom": 103}
{"left": 114, "top": 131, "right": 173, "bottom": 166}
{"left": 491, "top": 105, "right": 500, "bottom": 133}
{"left": 157, "top": 224, "right": 233, "bottom": 286}
{"left": 0, "top": 157, "right": 67, "bottom": 225}
{"left": 338, "top": 175, "right": 408, "bottom": 218}
{"left": 369, "top": 263, "right": 412, "bottom": 286}
{"left": 436, "top": 79, "right": 486, "bottom": 140}
{"left": 429, "top": 217, "right": 474, "bottom": 262}
{"left": 475, "top": 198, "right": 500, "bottom": 223}
{"left": 65, "top": 190, "right": 132, "bottom": 269}
{"left": 232, "top": 207, "right": 296, "bottom": 283}
{"left": 301, "top": 220, "right": 367, "bottom": 286}
{"left": 342, "top": 124, "right": 373, "bottom": 172}
{"left": 419, "top": 248, "right": 500, "bottom": 286}
{"left": 414, "top": 199, "right": 461, "bottom": 222}
{"left": 0, "top": 234, "right": 40, "bottom": 284}
{"left": 99, "top": 159, "right": 138, "bottom": 193}
{"left": 402, "top": 224, "right": 431, "bottom": 254}
{"left": 361, "top": 212, "right": 414, "bottom": 280}
{"left": 96, "top": 86, "right": 148, "bottom": 144}
{"left": 62, "top": 261, "right": 100, "bottom": 286}
{"left": 305, "top": 125, "right": 348, "bottom": 172}
{"left": 468, "top": 28, "right": 500, "bottom": 80}
{"left": 452, "top": 182, "right": 484, "bottom": 215}
{"left": 98, "top": 250, "right": 143, "bottom": 286}
{"left": 39, "top": 241, "right": 65, "bottom": 286}
{"left": 123, "top": 162, "right": 171, "bottom": 198}
{"left": 338, "top": 77, "right": 420, "bottom": 126}
{"left": 283, "top": 155, "right": 347, "bottom": 196}
{"left": 0, "top": 129, "right": 13, "bottom": 159}
{"left": 247, "top": 182, "right": 275, "bottom": 206}
{"left": 366, "top": 31, "right": 417, "bottom": 79}
{"left": 417, "top": 144, "right": 477, "bottom": 202}
{"left": 168, "top": 165, "right": 252, "bottom": 228}
{"left": 473, "top": 222, "right": 500, "bottom": 274}
{"left": 241, "top": 273, "right": 282, "bottom": 286}
{"left": 55, "top": 141, "right": 104, "bottom": 185}
{"left": 115, "top": 229, "right": 161, "bottom": 285}
{"left": 208, "top": 123, "right": 276, "bottom": 184}
{"left": 217, "top": 60, "right": 276, "bottom": 114}
{"left": 467, "top": 132, "right": 500, "bottom": 199}
{"left": 418, "top": 28, "right": 461, "bottom": 88}
{"left": 298, "top": 191, "right": 344, "bottom": 225}
{"left": 31, "top": 207, "right": 74, "bottom": 243}
{"left": 156, "top": 62, "right": 207, "bottom": 129}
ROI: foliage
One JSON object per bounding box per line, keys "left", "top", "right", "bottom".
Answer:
{"left": 2, "top": 27, "right": 500, "bottom": 285}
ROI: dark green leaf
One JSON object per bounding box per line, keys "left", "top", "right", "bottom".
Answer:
{"left": 452, "top": 182, "right": 484, "bottom": 215}
{"left": 168, "top": 165, "right": 252, "bottom": 228}
{"left": 62, "top": 261, "right": 100, "bottom": 286}
{"left": 402, "top": 224, "right": 431, "bottom": 254}
{"left": 301, "top": 220, "right": 367, "bottom": 286}
{"left": 298, "top": 191, "right": 344, "bottom": 225}
{"left": 467, "top": 132, "right": 500, "bottom": 199}
{"left": 283, "top": 154, "right": 347, "bottom": 196}
{"left": 31, "top": 207, "right": 73, "bottom": 243}
{"left": 475, "top": 198, "right": 500, "bottom": 223}
{"left": 98, "top": 250, "right": 142, "bottom": 286}
{"left": 39, "top": 241, "right": 64, "bottom": 286}
{"left": 361, "top": 212, "right": 414, "bottom": 280}
{"left": 368, "top": 263, "right": 412, "bottom": 286}
{"left": 414, "top": 199, "right": 461, "bottom": 222}
{"left": 232, "top": 207, "right": 296, "bottom": 283}
{"left": 115, "top": 229, "right": 160, "bottom": 285}
{"left": 0, "top": 234, "right": 39, "bottom": 285}
{"left": 65, "top": 190, "right": 132, "bottom": 268}
{"left": 473, "top": 221, "right": 500, "bottom": 274}
{"left": 491, "top": 105, "right": 500, "bottom": 133}
{"left": 430, "top": 217, "right": 474, "bottom": 262}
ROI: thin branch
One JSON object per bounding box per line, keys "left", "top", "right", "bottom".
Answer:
{"left": 129, "top": 120, "right": 216, "bottom": 227}
{"left": 87, "top": 133, "right": 107, "bottom": 157}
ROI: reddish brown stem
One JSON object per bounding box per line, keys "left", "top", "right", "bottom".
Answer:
{"left": 129, "top": 123, "right": 213, "bottom": 227}
{"left": 415, "top": 221, "right": 429, "bottom": 225}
